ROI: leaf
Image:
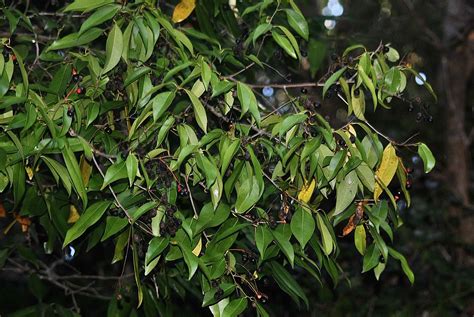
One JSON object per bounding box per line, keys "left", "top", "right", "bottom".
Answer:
{"left": 334, "top": 170, "right": 358, "bottom": 215}
{"left": 172, "top": 0, "right": 196, "bottom": 23}
{"left": 79, "top": 4, "right": 120, "bottom": 35}
{"left": 417, "top": 143, "right": 435, "bottom": 173}
{"left": 356, "top": 163, "right": 375, "bottom": 192}
{"left": 362, "top": 243, "right": 380, "bottom": 273}
{"left": 290, "top": 207, "right": 315, "bottom": 249}
{"left": 285, "top": 9, "right": 309, "bottom": 40}
{"left": 185, "top": 89, "right": 207, "bottom": 132}
{"left": 126, "top": 154, "right": 138, "bottom": 187}
{"left": 64, "top": 0, "right": 113, "bottom": 12}
{"left": 388, "top": 247, "right": 415, "bottom": 284}
{"left": 357, "top": 66, "right": 377, "bottom": 109}
{"left": 152, "top": 91, "right": 176, "bottom": 122}
{"left": 253, "top": 23, "right": 272, "bottom": 46}
{"left": 354, "top": 225, "right": 366, "bottom": 255}
{"left": 102, "top": 23, "right": 123, "bottom": 74}
{"left": 237, "top": 82, "right": 260, "bottom": 124}
{"left": 255, "top": 225, "right": 273, "bottom": 258}
{"left": 145, "top": 236, "right": 169, "bottom": 268}
{"left": 101, "top": 216, "right": 128, "bottom": 241}
{"left": 63, "top": 201, "right": 112, "bottom": 247}
{"left": 323, "top": 67, "right": 346, "bottom": 98}
{"left": 351, "top": 86, "right": 366, "bottom": 120}
{"left": 101, "top": 161, "right": 127, "bottom": 190}
{"left": 271, "top": 230, "right": 294, "bottom": 267}
{"left": 63, "top": 145, "right": 88, "bottom": 207}
{"left": 297, "top": 179, "right": 315, "bottom": 203}
{"left": 67, "top": 205, "right": 80, "bottom": 223}
{"left": 47, "top": 28, "right": 103, "bottom": 51}
{"left": 132, "top": 238, "right": 143, "bottom": 307}
{"left": 270, "top": 262, "right": 309, "bottom": 308}
{"left": 130, "top": 201, "right": 158, "bottom": 223}
{"left": 222, "top": 298, "right": 247, "bottom": 317}
{"left": 373, "top": 144, "right": 398, "bottom": 200}
{"left": 178, "top": 241, "right": 199, "bottom": 280}
{"left": 271, "top": 30, "right": 297, "bottom": 59}
{"left": 316, "top": 213, "right": 333, "bottom": 255}
{"left": 42, "top": 156, "right": 72, "bottom": 196}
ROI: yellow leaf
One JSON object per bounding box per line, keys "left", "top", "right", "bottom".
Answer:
{"left": 298, "top": 179, "right": 316, "bottom": 203}
{"left": 25, "top": 166, "right": 34, "bottom": 180}
{"left": 172, "top": 0, "right": 196, "bottom": 23}
{"left": 373, "top": 144, "right": 399, "bottom": 200}
{"left": 79, "top": 155, "right": 92, "bottom": 187}
{"left": 192, "top": 237, "right": 202, "bottom": 256}
{"left": 68, "top": 205, "right": 80, "bottom": 223}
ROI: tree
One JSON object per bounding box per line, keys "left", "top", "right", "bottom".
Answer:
{"left": 0, "top": 0, "right": 437, "bottom": 315}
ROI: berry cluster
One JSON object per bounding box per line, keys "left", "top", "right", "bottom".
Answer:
{"left": 160, "top": 206, "right": 181, "bottom": 237}
{"left": 177, "top": 183, "right": 189, "bottom": 197}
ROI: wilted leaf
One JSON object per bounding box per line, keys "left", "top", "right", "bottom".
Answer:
{"left": 67, "top": 205, "right": 80, "bottom": 223}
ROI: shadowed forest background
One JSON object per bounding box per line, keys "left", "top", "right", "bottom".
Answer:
{"left": 0, "top": 0, "right": 472, "bottom": 316}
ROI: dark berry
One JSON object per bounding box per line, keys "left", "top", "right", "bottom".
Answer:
{"left": 313, "top": 101, "right": 321, "bottom": 109}
{"left": 67, "top": 109, "right": 74, "bottom": 117}
{"left": 214, "top": 287, "right": 224, "bottom": 300}
{"left": 408, "top": 103, "right": 414, "bottom": 112}
{"left": 72, "top": 74, "right": 80, "bottom": 83}
{"left": 416, "top": 112, "right": 423, "bottom": 122}
{"left": 330, "top": 53, "right": 338, "bottom": 61}
{"left": 406, "top": 167, "right": 413, "bottom": 174}
{"left": 105, "top": 126, "right": 112, "bottom": 134}
{"left": 354, "top": 89, "right": 360, "bottom": 97}
{"left": 301, "top": 49, "right": 307, "bottom": 57}
{"left": 244, "top": 151, "right": 251, "bottom": 161}
{"left": 350, "top": 135, "right": 356, "bottom": 143}
{"left": 383, "top": 46, "right": 390, "bottom": 53}
{"left": 300, "top": 88, "right": 307, "bottom": 94}
{"left": 211, "top": 280, "right": 219, "bottom": 288}
{"left": 427, "top": 115, "right": 433, "bottom": 123}
{"left": 406, "top": 181, "right": 412, "bottom": 190}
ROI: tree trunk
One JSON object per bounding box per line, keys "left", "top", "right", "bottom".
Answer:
{"left": 442, "top": 0, "right": 474, "bottom": 260}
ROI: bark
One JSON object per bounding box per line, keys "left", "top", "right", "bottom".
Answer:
{"left": 441, "top": 0, "right": 474, "bottom": 260}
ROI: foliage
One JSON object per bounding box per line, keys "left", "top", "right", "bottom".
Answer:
{"left": 0, "top": 0, "right": 436, "bottom": 315}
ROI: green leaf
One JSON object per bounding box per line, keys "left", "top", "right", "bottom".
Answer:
{"left": 79, "top": 4, "right": 120, "bottom": 35}
{"left": 101, "top": 161, "right": 127, "bottom": 189}
{"left": 270, "top": 262, "right": 309, "bottom": 308}
{"left": 290, "top": 207, "right": 315, "bottom": 249}
{"left": 356, "top": 163, "right": 375, "bottom": 192}
{"left": 253, "top": 23, "right": 272, "bottom": 46}
{"left": 334, "top": 170, "right": 358, "bottom": 215}
{"left": 255, "top": 225, "right": 273, "bottom": 258}
{"left": 42, "top": 156, "right": 73, "bottom": 196}
{"left": 388, "top": 247, "right": 415, "bottom": 284}
{"left": 271, "top": 30, "right": 297, "bottom": 59}
{"left": 323, "top": 67, "right": 346, "bottom": 98}
{"left": 102, "top": 23, "right": 123, "bottom": 74}
{"left": 130, "top": 201, "right": 158, "bottom": 223}
{"left": 222, "top": 298, "right": 247, "bottom": 317}
{"left": 132, "top": 237, "right": 144, "bottom": 307}
{"left": 124, "top": 66, "right": 151, "bottom": 87}
{"left": 63, "top": 145, "right": 88, "bottom": 207}
{"left": 63, "top": 201, "right": 112, "bottom": 247}
{"left": 185, "top": 90, "right": 207, "bottom": 132}
{"left": 152, "top": 91, "right": 176, "bottom": 122}
{"left": 145, "top": 236, "right": 169, "bottom": 268}
{"left": 362, "top": 243, "right": 380, "bottom": 273}
{"left": 271, "top": 230, "right": 294, "bottom": 267}
{"left": 126, "top": 154, "right": 138, "bottom": 187}
{"left": 64, "top": 0, "right": 113, "bottom": 12}
{"left": 357, "top": 66, "right": 377, "bottom": 109}
{"left": 178, "top": 242, "right": 199, "bottom": 280}
{"left": 417, "top": 143, "right": 435, "bottom": 173}
{"left": 101, "top": 216, "right": 128, "bottom": 242}
{"left": 47, "top": 28, "right": 103, "bottom": 51}
{"left": 237, "top": 82, "right": 260, "bottom": 124}
{"left": 354, "top": 225, "right": 366, "bottom": 255}
{"left": 285, "top": 9, "right": 309, "bottom": 40}
{"left": 316, "top": 213, "right": 333, "bottom": 255}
